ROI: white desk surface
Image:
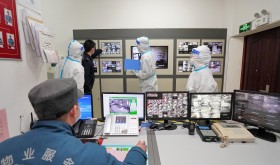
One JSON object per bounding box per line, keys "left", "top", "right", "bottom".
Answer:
{"left": 101, "top": 125, "right": 280, "bottom": 165}
{"left": 155, "top": 127, "right": 280, "bottom": 165}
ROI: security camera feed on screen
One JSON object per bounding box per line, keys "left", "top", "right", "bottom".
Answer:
{"left": 233, "top": 91, "right": 280, "bottom": 131}
{"left": 101, "top": 61, "right": 121, "bottom": 73}
{"left": 101, "top": 42, "right": 121, "bottom": 55}
{"left": 93, "top": 61, "right": 98, "bottom": 73}
{"left": 190, "top": 93, "right": 233, "bottom": 119}
{"left": 177, "top": 60, "right": 193, "bottom": 73}
{"left": 102, "top": 93, "right": 145, "bottom": 120}
{"left": 178, "top": 41, "right": 199, "bottom": 54}
{"left": 209, "top": 60, "right": 221, "bottom": 73}
{"left": 203, "top": 42, "right": 223, "bottom": 54}
{"left": 78, "top": 94, "right": 93, "bottom": 119}
{"left": 146, "top": 92, "right": 189, "bottom": 119}
{"left": 131, "top": 46, "right": 168, "bottom": 69}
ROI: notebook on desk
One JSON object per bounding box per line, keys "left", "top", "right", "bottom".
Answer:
{"left": 72, "top": 93, "right": 97, "bottom": 138}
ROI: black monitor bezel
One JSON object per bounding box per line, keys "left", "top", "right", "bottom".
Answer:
{"left": 78, "top": 93, "right": 94, "bottom": 119}
{"left": 101, "top": 92, "right": 146, "bottom": 121}
{"left": 233, "top": 90, "right": 280, "bottom": 134}
{"left": 188, "top": 92, "right": 234, "bottom": 121}
{"left": 145, "top": 91, "right": 189, "bottom": 121}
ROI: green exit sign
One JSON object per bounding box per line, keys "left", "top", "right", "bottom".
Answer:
{"left": 239, "top": 22, "right": 252, "bottom": 33}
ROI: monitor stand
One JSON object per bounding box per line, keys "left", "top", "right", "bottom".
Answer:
{"left": 159, "top": 120, "right": 177, "bottom": 130}
{"left": 197, "top": 119, "right": 212, "bottom": 127}
{"left": 248, "top": 127, "right": 277, "bottom": 142}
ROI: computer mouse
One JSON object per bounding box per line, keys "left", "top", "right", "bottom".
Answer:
{"left": 149, "top": 124, "right": 158, "bottom": 129}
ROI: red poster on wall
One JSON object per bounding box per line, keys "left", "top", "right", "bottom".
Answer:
{"left": 0, "top": 0, "right": 21, "bottom": 60}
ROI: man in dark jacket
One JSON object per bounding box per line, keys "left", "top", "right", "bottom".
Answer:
{"left": 0, "top": 78, "right": 147, "bottom": 165}
{"left": 82, "top": 40, "right": 102, "bottom": 93}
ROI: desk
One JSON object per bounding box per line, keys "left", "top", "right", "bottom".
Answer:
{"left": 100, "top": 125, "right": 280, "bottom": 165}
{"left": 155, "top": 127, "right": 280, "bottom": 165}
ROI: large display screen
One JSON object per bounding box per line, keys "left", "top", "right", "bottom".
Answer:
{"left": 101, "top": 60, "right": 121, "bottom": 73}
{"left": 178, "top": 41, "right": 199, "bottom": 54}
{"left": 233, "top": 90, "right": 280, "bottom": 138}
{"left": 202, "top": 42, "right": 223, "bottom": 54}
{"left": 101, "top": 42, "right": 121, "bottom": 55}
{"left": 78, "top": 94, "right": 93, "bottom": 119}
{"left": 101, "top": 93, "right": 145, "bottom": 120}
{"left": 131, "top": 46, "right": 168, "bottom": 69}
{"left": 146, "top": 92, "right": 189, "bottom": 120}
{"left": 189, "top": 93, "right": 233, "bottom": 120}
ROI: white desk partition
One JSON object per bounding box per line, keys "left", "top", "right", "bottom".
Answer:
{"left": 155, "top": 127, "right": 280, "bottom": 165}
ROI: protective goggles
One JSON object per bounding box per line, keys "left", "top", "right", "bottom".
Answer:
{"left": 136, "top": 39, "right": 141, "bottom": 45}
{"left": 191, "top": 49, "right": 200, "bottom": 55}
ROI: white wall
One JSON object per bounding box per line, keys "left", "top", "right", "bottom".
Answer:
{"left": 0, "top": 4, "right": 47, "bottom": 137}
{"left": 223, "top": 0, "right": 280, "bottom": 91}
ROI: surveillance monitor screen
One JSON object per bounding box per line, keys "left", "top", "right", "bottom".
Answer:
{"left": 131, "top": 46, "right": 168, "bottom": 69}
{"left": 146, "top": 92, "right": 189, "bottom": 120}
{"left": 101, "top": 93, "right": 145, "bottom": 121}
{"left": 101, "top": 42, "right": 121, "bottom": 55}
{"left": 203, "top": 42, "right": 223, "bottom": 54}
{"left": 190, "top": 93, "right": 233, "bottom": 120}
{"left": 209, "top": 60, "right": 221, "bottom": 73}
{"left": 178, "top": 41, "right": 199, "bottom": 54}
{"left": 233, "top": 90, "right": 280, "bottom": 142}
{"left": 101, "top": 60, "right": 121, "bottom": 73}
{"left": 93, "top": 61, "right": 98, "bottom": 73}
{"left": 177, "top": 60, "right": 193, "bottom": 73}
{"left": 78, "top": 94, "right": 93, "bottom": 119}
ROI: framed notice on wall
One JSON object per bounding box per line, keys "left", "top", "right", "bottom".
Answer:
{"left": 0, "top": 0, "right": 21, "bottom": 60}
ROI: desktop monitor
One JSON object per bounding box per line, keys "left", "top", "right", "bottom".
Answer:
{"left": 101, "top": 92, "right": 145, "bottom": 121}
{"left": 146, "top": 92, "right": 189, "bottom": 123}
{"left": 233, "top": 90, "right": 280, "bottom": 142}
{"left": 189, "top": 93, "right": 233, "bottom": 125}
{"left": 78, "top": 93, "right": 94, "bottom": 119}
{"left": 131, "top": 46, "right": 168, "bottom": 69}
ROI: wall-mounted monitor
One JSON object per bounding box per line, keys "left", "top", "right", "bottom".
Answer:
{"left": 177, "top": 39, "right": 200, "bottom": 56}
{"left": 202, "top": 39, "right": 225, "bottom": 57}
{"left": 176, "top": 58, "right": 193, "bottom": 75}
{"left": 209, "top": 58, "right": 224, "bottom": 75}
{"left": 146, "top": 92, "right": 189, "bottom": 122}
{"left": 131, "top": 46, "right": 168, "bottom": 69}
{"left": 93, "top": 59, "right": 99, "bottom": 75}
{"left": 189, "top": 93, "right": 233, "bottom": 125}
{"left": 99, "top": 40, "right": 122, "bottom": 57}
{"left": 233, "top": 90, "right": 280, "bottom": 142}
{"left": 100, "top": 58, "right": 123, "bottom": 75}
{"left": 101, "top": 92, "right": 145, "bottom": 121}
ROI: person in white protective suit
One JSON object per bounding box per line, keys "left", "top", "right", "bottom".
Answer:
{"left": 54, "top": 40, "right": 85, "bottom": 93}
{"left": 186, "top": 45, "right": 218, "bottom": 92}
{"left": 133, "top": 36, "right": 158, "bottom": 93}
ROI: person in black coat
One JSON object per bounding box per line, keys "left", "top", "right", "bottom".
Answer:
{"left": 82, "top": 40, "right": 102, "bottom": 94}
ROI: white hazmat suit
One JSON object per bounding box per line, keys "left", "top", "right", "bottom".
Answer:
{"left": 54, "top": 40, "right": 85, "bottom": 93}
{"left": 186, "top": 45, "right": 218, "bottom": 92}
{"left": 134, "top": 37, "right": 158, "bottom": 93}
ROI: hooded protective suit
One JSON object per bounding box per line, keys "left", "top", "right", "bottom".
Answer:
{"left": 54, "top": 40, "right": 85, "bottom": 93}
{"left": 186, "top": 45, "right": 218, "bottom": 92}
{"left": 134, "top": 37, "right": 158, "bottom": 92}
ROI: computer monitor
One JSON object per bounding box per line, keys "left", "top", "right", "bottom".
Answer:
{"left": 233, "top": 90, "right": 280, "bottom": 142}
{"left": 146, "top": 92, "right": 189, "bottom": 123}
{"left": 131, "top": 46, "right": 168, "bottom": 69}
{"left": 101, "top": 93, "right": 145, "bottom": 121}
{"left": 189, "top": 93, "right": 233, "bottom": 125}
{"left": 78, "top": 94, "right": 94, "bottom": 119}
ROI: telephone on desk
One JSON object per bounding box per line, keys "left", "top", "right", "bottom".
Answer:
{"left": 103, "top": 114, "right": 139, "bottom": 136}
{"left": 211, "top": 122, "right": 255, "bottom": 143}
{"left": 72, "top": 119, "right": 97, "bottom": 138}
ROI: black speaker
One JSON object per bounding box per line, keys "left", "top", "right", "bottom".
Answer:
{"left": 188, "top": 123, "right": 195, "bottom": 135}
